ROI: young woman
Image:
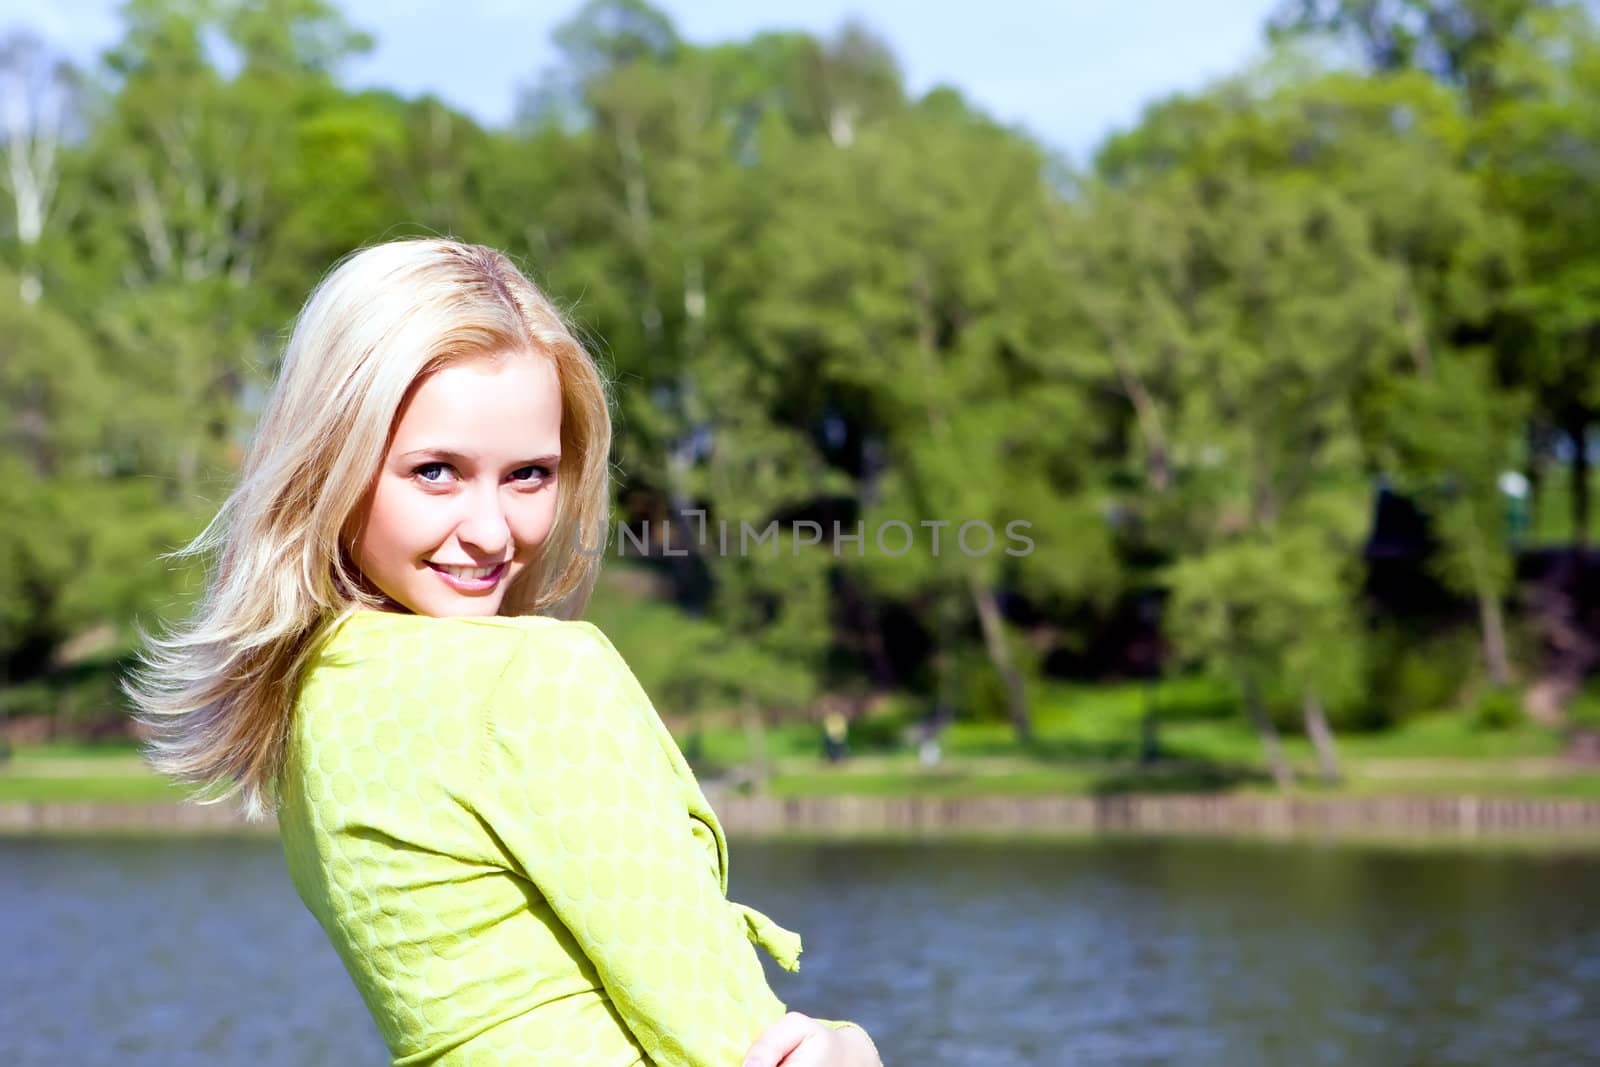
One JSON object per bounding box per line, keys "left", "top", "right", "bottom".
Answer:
{"left": 126, "top": 239, "right": 882, "bottom": 1067}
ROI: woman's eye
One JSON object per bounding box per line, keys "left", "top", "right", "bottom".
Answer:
{"left": 413, "top": 462, "right": 454, "bottom": 483}
{"left": 511, "top": 465, "right": 552, "bottom": 485}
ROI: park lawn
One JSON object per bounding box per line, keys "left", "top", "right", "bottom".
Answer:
{"left": 694, "top": 676, "right": 1569, "bottom": 769}
{"left": 1329, "top": 772, "right": 1600, "bottom": 798}
{"left": 1155, "top": 716, "right": 1564, "bottom": 763}
{"left": 3, "top": 682, "right": 1594, "bottom": 804}
{"left": 0, "top": 773, "right": 188, "bottom": 804}
{"left": 0, "top": 740, "right": 186, "bottom": 804}
{"left": 705, "top": 678, "right": 1593, "bottom": 799}
{"left": 5, "top": 739, "right": 145, "bottom": 761}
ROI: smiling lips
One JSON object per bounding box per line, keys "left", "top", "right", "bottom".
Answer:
{"left": 427, "top": 561, "right": 507, "bottom": 590}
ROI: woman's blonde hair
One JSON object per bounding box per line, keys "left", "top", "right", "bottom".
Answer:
{"left": 124, "top": 238, "right": 613, "bottom": 820}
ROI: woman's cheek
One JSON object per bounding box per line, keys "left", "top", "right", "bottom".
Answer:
{"left": 511, "top": 490, "right": 559, "bottom": 548}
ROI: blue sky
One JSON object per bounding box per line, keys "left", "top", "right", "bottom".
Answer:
{"left": 12, "top": 0, "right": 1281, "bottom": 162}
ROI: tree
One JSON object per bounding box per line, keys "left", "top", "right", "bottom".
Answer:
{"left": 1268, "top": 0, "right": 1581, "bottom": 106}
{"left": 0, "top": 272, "right": 196, "bottom": 690}
{"left": 740, "top": 92, "right": 1118, "bottom": 742}
{"left": 1381, "top": 352, "right": 1528, "bottom": 685}
{"left": 1097, "top": 63, "right": 1525, "bottom": 700}
{"left": 63, "top": 0, "right": 372, "bottom": 503}
{"left": 1478, "top": 8, "right": 1600, "bottom": 549}
{"left": 0, "top": 30, "right": 80, "bottom": 305}
{"left": 1058, "top": 168, "right": 1389, "bottom": 786}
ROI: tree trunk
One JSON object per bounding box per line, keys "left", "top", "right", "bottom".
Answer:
{"left": 740, "top": 696, "right": 769, "bottom": 791}
{"left": 613, "top": 117, "right": 664, "bottom": 351}
{"left": 2, "top": 37, "right": 70, "bottom": 308}
{"left": 926, "top": 591, "right": 959, "bottom": 740}
{"left": 1463, "top": 509, "right": 1514, "bottom": 687}
{"left": 1301, "top": 689, "right": 1342, "bottom": 786}
{"left": 1570, "top": 417, "right": 1590, "bottom": 552}
{"left": 967, "top": 571, "right": 1032, "bottom": 743}
{"left": 1243, "top": 677, "right": 1294, "bottom": 790}
{"left": 1478, "top": 584, "right": 1513, "bottom": 689}
{"left": 842, "top": 577, "right": 895, "bottom": 687}
{"left": 1139, "top": 678, "right": 1162, "bottom": 766}
{"left": 1105, "top": 335, "right": 1171, "bottom": 494}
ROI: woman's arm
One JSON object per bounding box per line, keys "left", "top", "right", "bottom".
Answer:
{"left": 471, "top": 624, "right": 789, "bottom": 1067}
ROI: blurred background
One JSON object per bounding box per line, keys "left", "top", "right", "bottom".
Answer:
{"left": 3, "top": 1, "right": 1600, "bottom": 1064}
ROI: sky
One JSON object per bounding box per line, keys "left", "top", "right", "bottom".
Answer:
{"left": 8, "top": 0, "right": 1282, "bottom": 162}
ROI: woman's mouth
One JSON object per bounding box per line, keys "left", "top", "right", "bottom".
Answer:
{"left": 426, "top": 561, "right": 507, "bottom": 592}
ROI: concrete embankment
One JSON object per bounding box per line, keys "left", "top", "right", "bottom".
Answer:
{"left": 707, "top": 792, "right": 1600, "bottom": 840}
{"left": 4, "top": 793, "right": 1600, "bottom": 841}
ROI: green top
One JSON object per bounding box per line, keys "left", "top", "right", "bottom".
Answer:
{"left": 278, "top": 610, "right": 833, "bottom": 1066}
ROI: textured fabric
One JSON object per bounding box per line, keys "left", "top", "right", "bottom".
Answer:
{"left": 277, "top": 610, "right": 833, "bottom": 1066}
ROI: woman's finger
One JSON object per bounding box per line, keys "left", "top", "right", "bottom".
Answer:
{"left": 741, "top": 1011, "right": 816, "bottom": 1067}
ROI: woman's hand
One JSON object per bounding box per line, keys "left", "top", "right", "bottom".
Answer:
{"left": 742, "top": 1012, "right": 882, "bottom": 1067}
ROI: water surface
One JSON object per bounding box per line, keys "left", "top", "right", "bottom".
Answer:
{"left": 3, "top": 835, "right": 1596, "bottom": 1066}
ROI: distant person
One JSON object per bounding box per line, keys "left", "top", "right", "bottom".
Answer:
{"left": 125, "top": 239, "right": 881, "bottom": 1067}
{"left": 822, "top": 710, "right": 849, "bottom": 762}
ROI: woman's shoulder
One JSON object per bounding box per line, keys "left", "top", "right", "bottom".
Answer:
{"left": 294, "top": 612, "right": 626, "bottom": 751}
{"left": 314, "top": 610, "right": 621, "bottom": 677}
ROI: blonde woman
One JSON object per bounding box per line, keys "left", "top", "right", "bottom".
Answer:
{"left": 126, "top": 239, "right": 882, "bottom": 1067}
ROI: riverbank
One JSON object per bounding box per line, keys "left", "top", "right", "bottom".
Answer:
{"left": 5, "top": 792, "right": 1600, "bottom": 843}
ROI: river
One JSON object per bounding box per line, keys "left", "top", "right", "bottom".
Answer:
{"left": 3, "top": 836, "right": 1596, "bottom": 1065}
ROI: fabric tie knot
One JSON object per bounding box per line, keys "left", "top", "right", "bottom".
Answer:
{"left": 731, "top": 901, "right": 803, "bottom": 972}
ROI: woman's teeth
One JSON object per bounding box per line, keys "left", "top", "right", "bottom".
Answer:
{"left": 431, "top": 563, "right": 500, "bottom": 580}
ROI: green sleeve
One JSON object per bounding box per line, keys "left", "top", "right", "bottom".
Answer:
{"left": 472, "top": 624, "right": 789, "bottom": 1067}
{"left": 579, "top": 626, "right": 872, "bottom": 1045}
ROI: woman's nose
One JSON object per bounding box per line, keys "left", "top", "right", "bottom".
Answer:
{"left": 456, "top": 484, "right": 511, "bottom": 556}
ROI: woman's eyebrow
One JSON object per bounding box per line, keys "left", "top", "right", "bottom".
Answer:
{"left": 399, "top": 448, "right": 561, "bottom": 465}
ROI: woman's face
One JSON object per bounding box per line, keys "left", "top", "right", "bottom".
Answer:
{"left": 347, "top": 352, "right": 563, "bottom": 617}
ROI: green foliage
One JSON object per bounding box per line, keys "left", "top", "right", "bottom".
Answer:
{"left": 0, "top": 652, "right": 134, "bottom": 727}
{"left": 1469, "top": 685, "right": 1523, "bottom": 730}
{"left": 1382, "top": 353, "right": 1528, "bottom": 598}
{"left": 1564, "top": 681, "right": 1600, "bottom": 728}
{"left": 1361, "top": 625, "right": 1483, "bottom": 725}
{"left": 584, "top": 554, "right": 830, "bottom": 719}
{"left": 951, "top": 634, "right": 1041, "bottom": 725}
{"left": 840, "top": 701, "right": 918, "bottom": 752}
{"left": 1267, "top": 0, "right": 1561, "bottom": 100}
{"left": 0, "top": 274, "right": 208, "bottom": 665}
{"left": 582, "top": 568, "right": 727, "bottom": 714}
{"left": 1145, "top": 675, "right": 1241, "bottom": 723}
{"left": 5, "top": 0, "right": 1600, "bottom": 775}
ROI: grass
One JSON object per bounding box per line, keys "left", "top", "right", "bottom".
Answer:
{"left": 0, "top": 739, "right": 189, "bottom": 804}
{"left": 1331, "top": 773, "right": 1600, "bottom": 798}
{"left": 0, "top": 774, "right": 188, "bottom": 804}
{"left": 698, "top": 676, "right": 1571, "bottom": 768}
{"left": 1527, "top": 463, "right": 1600, "bottom": 546}
{"left": 4, "top": 739, "right": 144, "bottom": 761}
{"left": 2, "top": 675, "right": 1596, "bottom": 806}
{"left": 699, "top": 675, "right": 1596, "bottom": 800}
